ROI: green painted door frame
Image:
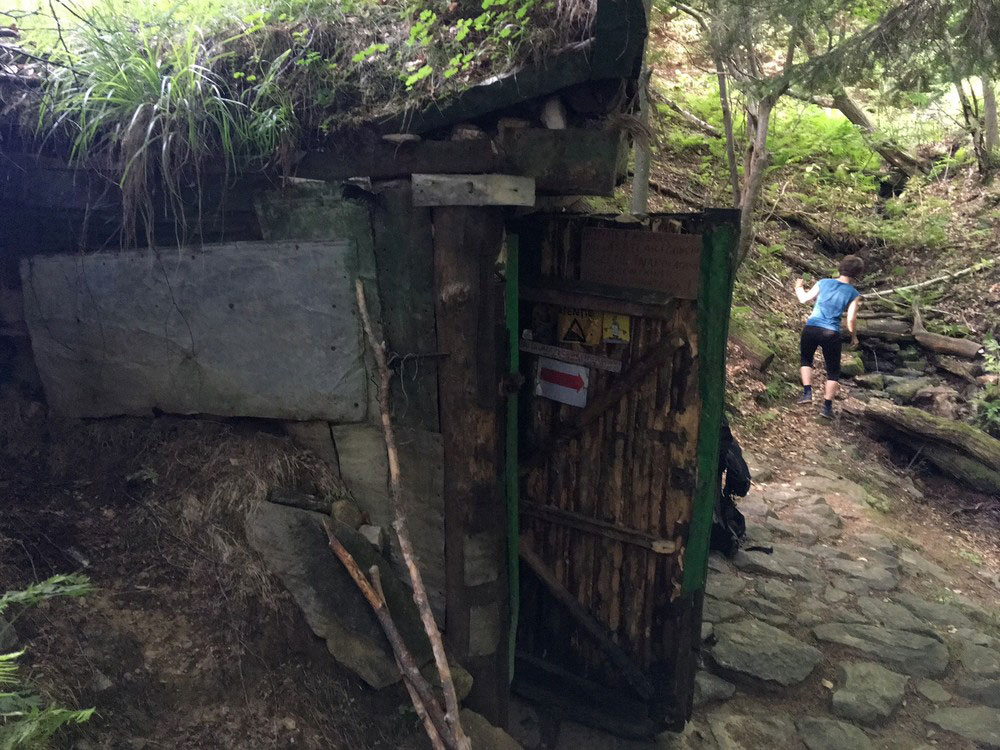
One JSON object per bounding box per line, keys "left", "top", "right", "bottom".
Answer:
{"left": 681, "top": 213, "right": 738, "bottom": 595}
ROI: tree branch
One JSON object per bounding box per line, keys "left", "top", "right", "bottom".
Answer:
{"left": 354, "top": 279, "right": 471, "bottom": 750}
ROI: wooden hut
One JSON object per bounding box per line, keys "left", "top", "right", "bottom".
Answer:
{"left": 0, "top": 0, "right": 736, "bottom": 734}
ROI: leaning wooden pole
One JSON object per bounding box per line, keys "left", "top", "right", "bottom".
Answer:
{"left": 323, "top": 523, "right": 455, "bottom": 749}
{"left": 370, "top": 565, "right": 447, "bottom": 750}
{"left": 354, "top": 279, "right": 471, "bottom": 750}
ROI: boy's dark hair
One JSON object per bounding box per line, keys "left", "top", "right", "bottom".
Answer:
{"left": 839, "top": 254, "right": 865, "bottom": 278}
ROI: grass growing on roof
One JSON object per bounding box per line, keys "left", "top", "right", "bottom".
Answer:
{"left": 13, "top": 0, "right": 595, "bottom": 242}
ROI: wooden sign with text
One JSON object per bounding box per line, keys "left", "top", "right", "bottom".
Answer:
{"left": 580, "top": 228, "right": 702, "bottom": 300}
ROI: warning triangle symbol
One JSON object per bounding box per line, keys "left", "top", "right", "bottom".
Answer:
{"left": 563, "top": 319, "right": 587, "bottom": 343}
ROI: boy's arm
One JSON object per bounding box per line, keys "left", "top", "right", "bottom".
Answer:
{"left": 794, "top": 279, "right": 820, "bottom": 303}
{"left": 846, "top": 297, "right": 861, "bottom": 347}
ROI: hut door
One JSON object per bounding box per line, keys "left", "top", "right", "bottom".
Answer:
{"left": 511, "top": 213, "right": 736, "bottom": 736}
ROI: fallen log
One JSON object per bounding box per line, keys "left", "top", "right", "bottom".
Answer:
{"left": 912, "top": 305, "right": 984, "bottom": 360}
{"left": 729, "top": 318, "right": 775, "bottom": 372}
{"left": 934, "top": 356, "right": 982, "bottom": 383}
{"left": 863, "top": 399, "right": 1000, "bottom": 495}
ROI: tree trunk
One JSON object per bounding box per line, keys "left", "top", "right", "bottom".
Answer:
{"left": 863, "top": 399, "right": 1000, "bottom": 495}
{"left": 912, "top": 305, "right": 985, "bottom": 359}
{"left": 629, "top": 67, "right": 653, "bottom": 216}
{"left": 956, "top": 77, "right": 990, "bottom": 173}
{"left": 831, "top": 88, "right": 928, "bottom": 176}
{"left": 713, "top": 23, "right": 740, "bottom": 208}
{"left": 735, "top": 95, "right": 774, "bottom": 268}
{"left": 984, "top": 76, "right": 998, "bottom": 162}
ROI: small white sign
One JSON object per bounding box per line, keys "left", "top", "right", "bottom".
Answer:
{"left": 535, "top": 357, "right": 589, "bottom": 408}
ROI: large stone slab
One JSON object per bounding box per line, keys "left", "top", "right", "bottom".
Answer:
{"left": 823, "top": 558, "right": 898, "bottom": 591}
{"left": 959, "top": 643, "right": 1000, "bottom": 680}
{"left": 893, "top": 593, "right": 973, "bottom": 630}
{"left": 21, "top": 241, "right": 367, "bottom": 421}
{"left": 832, "top": 661, "right": 907, "bottom": 725}
{"left": 706, "top": 712, "right": 798, "bottom": 750}
{"left": 812, "top": 623, "right": 949, "bottom": 677}
{"left": 711, "top": 618, "right": 822, "bottom": 686}
{"left": 856, "top": 597, "right": 933, "bottom": 635}
{"left": 955, "top": 678, "right": 1000, "bottom": 708}
{"left": 796, "top": 718, "right": 872, "bottom": 750}
{"left": 926, "top": 707, "right": 1000, "bottom": 748}
{"left": 245, "top": 502, "right": 431, "bottom": 689}
{"left": 332, "top": 423, "right": 446, "bottom": 620}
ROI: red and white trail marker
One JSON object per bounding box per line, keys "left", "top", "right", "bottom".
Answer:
{"left": 535, "top": 356, "right": 589, "bottom": 407}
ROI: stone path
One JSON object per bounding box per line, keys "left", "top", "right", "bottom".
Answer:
{"left": 508, "top": 459, "right": 1000, "bottom": 750}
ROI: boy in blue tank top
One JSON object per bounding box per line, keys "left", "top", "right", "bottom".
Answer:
{"left": 794, "top": 255, "right": 864, "bottom": 419}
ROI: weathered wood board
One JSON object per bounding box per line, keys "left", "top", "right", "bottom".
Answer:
{"left": 21, "top": 241, "right": 368, "bottom": 420}
{"left": 413, "top": 174, "right": 535, "bottom": 207}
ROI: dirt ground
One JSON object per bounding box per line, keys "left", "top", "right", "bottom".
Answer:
{"left": 0, "top": 391, "right": 425, "bottom": 750}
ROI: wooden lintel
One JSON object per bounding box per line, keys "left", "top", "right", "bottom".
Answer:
{"left": 296, "top": 138, "right": 501, "bottom": 182}
{"left": 413, "top": 174, "right": 535, "bottom": 207}
{"left": 520, "top": 502, "right": 677, "bottom": 554}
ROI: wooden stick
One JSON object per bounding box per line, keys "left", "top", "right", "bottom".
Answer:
{"left": 863, "top": 257, "right": 997, "bottom": 299}
{"left": 519, "top": 538, "right": 655, "bottom": 700}
{"left": 354, "top": 280, "right": 471, "bottom": 750}
{"left": 370, "top": 566, "right": 446, "bottom": 750}
{"left": 323, "top": 522, "right": 456, "bottom": 750}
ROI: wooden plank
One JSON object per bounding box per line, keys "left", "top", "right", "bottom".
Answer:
{"left": 520, "top": 502, "right": 677, "bottom": 554}
{"left": 519, "top": 539, "right": 654, "bottom": 700}
{"left": 519, "top": 340, "right": 622, "bottom": 373}
{"left": 433, "top": 206, "right": 508, "bottom": 725}
{"left": 414, "top": 174, "right": 535, "bottom": 207}
{"left": 580, "top": 228, "right": 702, "bottom": 299}
{"left": 521, "top": 280, "right": 676, "bottom": 320}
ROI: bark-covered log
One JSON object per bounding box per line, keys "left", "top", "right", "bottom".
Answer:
{"left": 864, "top": 399, "right": 1000, "bottom": 495}
{"left": 934, "top": 356, "right": 982, "bottom": 383}
{"left": 729, "top": 318, "right": 775, "bottom": 371}
{"left": 912, "top": 305, "right": 985, "bottom": 359}
{"left": 912, "top": 331, "right": 985, "bottom": 359}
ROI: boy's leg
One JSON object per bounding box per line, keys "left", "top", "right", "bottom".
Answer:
{"left": 819, "top": 334, "right": 842, "bottom": 418}
{"left": 798, "top": 328, "right": 819, "bottom": 404}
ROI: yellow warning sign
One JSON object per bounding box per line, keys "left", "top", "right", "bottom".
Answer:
{"left": 602, "top": 313, "right": 631, "bottom": 344}
{"left": 558, "top": 308, "right": 601, "bottom": 346}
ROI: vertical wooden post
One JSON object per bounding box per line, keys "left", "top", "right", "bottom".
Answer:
{"left": 433, "top": 206, "right": 510, "bottom": 726}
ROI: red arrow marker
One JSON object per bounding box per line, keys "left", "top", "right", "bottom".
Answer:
{"left": 540, "top": 367, "right": 585, "bottom": 392}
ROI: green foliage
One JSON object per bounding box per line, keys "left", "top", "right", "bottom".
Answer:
{"left": 975, "top": 336, "right": 1000, "bottom": 438}
{"left": 1, "top": 575, "right": 94, "bottom": 749}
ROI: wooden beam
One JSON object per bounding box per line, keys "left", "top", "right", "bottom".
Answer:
{"left": 519, "top": 539, "right": 655, "bottom": 700}
{"left": 520, "top": 502, "right": 677, "bottom": 554}
{"left": 297, "top": 137, "right": 501, "bottom": 182}
{"left": 414, "top": 174, "right": 535, "bottom": 207}
{"left": 433, "top": 206, "right": 509, "bottom": 725}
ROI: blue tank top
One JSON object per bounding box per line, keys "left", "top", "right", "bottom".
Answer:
{"left": 806, "top": 278, "right": 859, "bottom": 332}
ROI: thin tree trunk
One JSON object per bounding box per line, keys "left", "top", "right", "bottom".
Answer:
{"left": 956, "top": 76, "right": 989, "bottom": 173}
{"left": 984, "top": 75, "right": 998, "bottom": 161}
{"left": 736, "top": 95, "right": 774, "bottom": 268}
{"left": 630, "top": 66, "right": 653, "bottom": 216}
{"left": 831, "top": 88, "right": 928, "bottom": 176}
{"left": 713, "top": 31, "right": 740, "bottom": 206}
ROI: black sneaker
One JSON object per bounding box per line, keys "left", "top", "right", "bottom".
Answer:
{"left": 820, "top": 407, "right": 834, "bottom": 419}
{"left": 797, "top": 394, "right": 812, "bottom": 405}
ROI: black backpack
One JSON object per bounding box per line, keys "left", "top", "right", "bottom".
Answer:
{"left": 710, "top": 418, "right": 750, "bottom": 557}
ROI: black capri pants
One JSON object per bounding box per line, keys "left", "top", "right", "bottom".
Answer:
{"left": 800, "top": 325, "right": 843, "bottom": 381}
